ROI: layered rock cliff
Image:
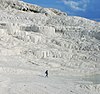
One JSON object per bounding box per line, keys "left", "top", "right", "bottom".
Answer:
{"left": 0, "top": 0, "right": 100, "bottom": 75}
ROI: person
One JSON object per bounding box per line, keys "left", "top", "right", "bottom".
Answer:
{"left": 45, "top": 70, "right": 48, "bottom": 77}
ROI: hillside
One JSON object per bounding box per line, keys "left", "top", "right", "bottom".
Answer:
{"left": 0, "top": 0, "right": 100, "bottom": 94}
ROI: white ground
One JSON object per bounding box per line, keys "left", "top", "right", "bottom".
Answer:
{"left": 0, "top": 0, "right": 100, "bottom": 94}
{"left": 0, "top": 68, "right": 100, "bottom": 94}
{"left": 0, "top": 55, "right": 100, "bottom": 94}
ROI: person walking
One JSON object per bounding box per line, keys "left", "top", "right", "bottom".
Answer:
{"left": 45, "top": 70, "right": 48, "bottom": 77}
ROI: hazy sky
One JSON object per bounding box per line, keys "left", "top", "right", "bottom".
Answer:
{"left": 22, "top": 0, "right": 100, "bottom": 22}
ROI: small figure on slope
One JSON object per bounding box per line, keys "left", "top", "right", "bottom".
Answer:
{"left": 45, "top": 70, "right": 48, "bottom": 77}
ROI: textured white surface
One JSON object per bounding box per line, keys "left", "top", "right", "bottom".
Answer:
{"left": 0, "top": 0, "right": 100, "bottom": 94}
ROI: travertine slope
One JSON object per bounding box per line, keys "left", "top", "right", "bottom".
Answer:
{"left": 0, "top": 0, "right": 100, "bottom": 75}
{"left": 0, "top": 0, "right": 100, "bottom": 94}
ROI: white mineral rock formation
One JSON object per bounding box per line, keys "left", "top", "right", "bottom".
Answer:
{"left": 0, "top": 0, "right": 100, "bottom": 94}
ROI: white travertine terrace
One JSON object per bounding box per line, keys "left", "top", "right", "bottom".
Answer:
{"left": 0, "top": 0, "right": 100, "bottom": 94}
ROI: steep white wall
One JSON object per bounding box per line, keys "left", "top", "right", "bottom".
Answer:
{"left": 0, "top": 0, "right": 100, "bottom": 75}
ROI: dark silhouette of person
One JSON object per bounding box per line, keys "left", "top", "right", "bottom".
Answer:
{"left": 45, "top": 70, "right": 48, "bottom": 77}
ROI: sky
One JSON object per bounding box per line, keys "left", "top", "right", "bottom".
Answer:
{"left": 22, "top": 0, "right": 100, "bottom": 22}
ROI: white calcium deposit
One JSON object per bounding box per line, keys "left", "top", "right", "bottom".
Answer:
{"left": 0, "top": 0, "right": 100, "bottom": 94}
